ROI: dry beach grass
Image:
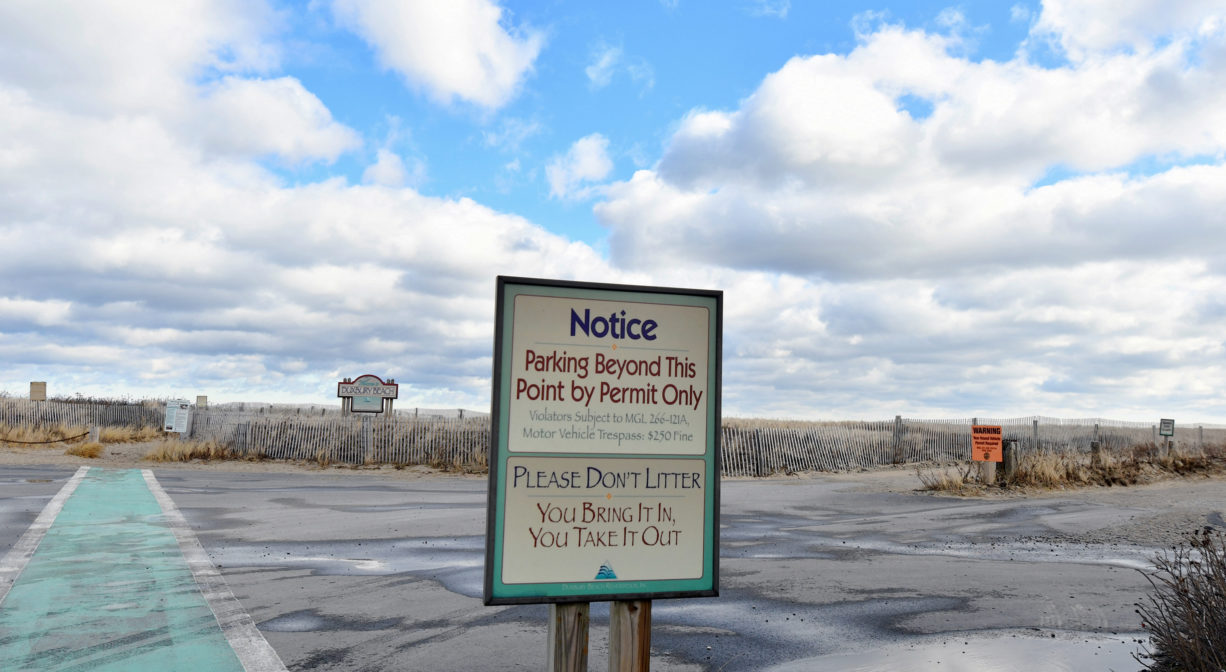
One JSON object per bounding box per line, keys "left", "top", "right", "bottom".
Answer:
{"left": 916, "top": 443, "right": 1226, "bottom": 494}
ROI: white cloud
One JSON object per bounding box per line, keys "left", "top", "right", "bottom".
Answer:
{"left": 362, "top": 149, "right": 426, "bottom": 188}
{"left": 332, "top": 0, "right": 543, "bottom": 109}
{"left": 748, "top": 0, "right": 790, "bottom": 19}
{"left": 0, "top": 0, "right": 279, "bottom": 114}
{"left": 195, "top": 77, "right": 361, "bottom": 163}
{"left": 546, "top": 133, "right": 614, "bottom": 199}
{"left": 1033, "top": 0, "right": 1226, "bottom": 60}
{"left": 603, "top": 19, "right": 1226, "bottom": 281}
{"left": 586, "top": 45, "right": 622, "bottom": 88}
{"left": 4, "top": 1, "right": 1226, "bottom": 424}
{"left": 584, "top": 42, "right": 654, "bottom": 92}
{"left": 482, "top": 117, "right": 543, "bottom": 151}
{"left": 591, "top": 8, "right": 1226, "bottom": 419}
{"left": 0, "top": 0, "right": 602, "bottom": 407}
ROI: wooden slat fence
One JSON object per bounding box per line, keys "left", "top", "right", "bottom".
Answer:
{"left": 5, "top": 398, "right": 1225, "bottom": 474}
{"left": 189, "top": 410, "right": 490, "bottom": 468}
{"left": 0, "top": 398, "right": 163, "bottom": 429}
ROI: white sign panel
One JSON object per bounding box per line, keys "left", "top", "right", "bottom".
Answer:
{"left": 164, "top": 400, "right": 191, "bottom": 434}
{"left": 508, "top": 294, "right": 709, "bottom": 455}
{"left": 486, "top": 277, "right": 721, "bottom": 605}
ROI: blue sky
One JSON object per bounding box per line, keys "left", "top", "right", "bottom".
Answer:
{"left": 2, "top": 0, "right": 1226, "bottom": 422}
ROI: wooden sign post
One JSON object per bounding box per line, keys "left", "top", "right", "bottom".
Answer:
{"left": 1159, "top": 418, "right": 1175, "bottom": 453}
{"left": 485, "top": 277, "right": 722, "bottom": 672}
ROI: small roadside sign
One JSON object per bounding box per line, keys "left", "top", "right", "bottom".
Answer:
{"left": 971, "top": 425, "right": 1003, "bottom": 462}
{"left": 1159, "top": 418, "right": 1175, "bottom": 437}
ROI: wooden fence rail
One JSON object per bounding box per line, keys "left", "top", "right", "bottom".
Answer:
{"left": 4, "top": 399, "right": 1225, "bottom": 475}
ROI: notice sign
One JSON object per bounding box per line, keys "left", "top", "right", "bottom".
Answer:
{"left": 485, "top": 277, "right": 721, "bottom": 605}
{"left": 971, "top": 425, "right": 1003, "bottom": 461}
{"left": 164, "top": 400, "right": 191, "bottom": 434}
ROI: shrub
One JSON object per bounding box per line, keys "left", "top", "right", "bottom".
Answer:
{"left": 1135, "top": 528, "right": 1226, "bottom": 671}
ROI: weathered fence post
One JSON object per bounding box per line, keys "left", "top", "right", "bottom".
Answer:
{"left": 609, "top": 600, "right": 651, "bottom": 672}
{"left": 1090, "top": 440, "right": 1102, "bottom": 468}
{"left": 999, "top": 439, "right": 1018, "bottom": 482}
{"left": 88, "top": 426, "right": 100, "bottom": 444}
{"left": 362, "top": 415, "right": 373, "bottom": 463}
{"left": 973, "top": 418, "right": 995, "bottom": 483}
{"left": 892, "top": 415, "right": 903, "bottom": 464}
{"left": 547, "top": 603, "right": 589, "bottom": 672}
{"left": 1032, "top": 419, "right": 1039, "bottom": 452}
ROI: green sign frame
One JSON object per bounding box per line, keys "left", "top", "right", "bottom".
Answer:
{"left": 1159, "top": 418, "right": 1175, "bottom": 437}
{"left": 484, "top": 277, "right": 722, "bottom": 605}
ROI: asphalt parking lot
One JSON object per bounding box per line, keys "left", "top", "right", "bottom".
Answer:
{"left": 4, "top": 464, "right": 1221, "bottom": 670}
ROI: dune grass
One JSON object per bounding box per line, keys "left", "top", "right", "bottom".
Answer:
{"left": 0, "top": 422, "right": 90, "bottom": 446}
{"left": 98, "top": 425, "right": 164, "bottom": 443}
{"left": 143, "top": 439, "right": 237, "bottom": 462}
{"left": 917, "top": 443, "right": 1226, "bottom": 493}
{"left": 0, "top": 422, "right": 165, "bottom": 447}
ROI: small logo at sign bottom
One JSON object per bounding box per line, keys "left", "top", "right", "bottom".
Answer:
{"left": 595, "top": 562, "right": 617, "bottom": 580}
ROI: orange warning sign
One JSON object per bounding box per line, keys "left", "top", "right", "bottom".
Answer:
{"left": 971, "top": 425, "right": 1003, "bottom": 462}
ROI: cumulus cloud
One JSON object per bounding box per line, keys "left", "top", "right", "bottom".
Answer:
{"left": 546, "top": 134, "right": 614, "bottom": 199}
{"left": 600, "top": 20, "right": 1226, "bottom": 279}
{"left": 195, "top": 77, "right": 361, "bottom": 163}
{"left": 0, "top": 0, "right": 279, "bottom": 114}
{"left": 593, "top": 7, "right": 1226, "bottom": 419}
{"left": 0, "top": 0, "right": 601, "bottom": 406}
{"left": 4, "top": 1, "right": 1226, "bottom": 423}
{"left": 1032, "top": 0, "right": 1226, "bottom": 61}
{"left": 332, "top": 0, "right": 543, "bottom": 109}
{"left": 362, "top": 148, "right": 426, "bottom": 187}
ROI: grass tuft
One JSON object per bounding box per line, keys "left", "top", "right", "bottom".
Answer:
{"left": 143, "top": 439, "right": 234, "bottom": 462}
{"left": 1135, "top": 528, "right": 1226, "bottom": 671}
{"left": 98, "top": 425, "right": 164, "bottom": 443}
{"left": 0, "top": 422, "right": 89, "bottom": 446}
{"left": 65, "top": 442, "right": 104, "bottom": 458}
{"left": 915, "top": 463, "right": 981, "bottom": 494}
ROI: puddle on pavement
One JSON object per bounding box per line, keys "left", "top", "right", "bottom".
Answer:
{"left": 765, "top": 631, "right": 1146, "bottom": 672}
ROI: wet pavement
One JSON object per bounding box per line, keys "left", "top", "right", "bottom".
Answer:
{"left": 3, "top": 465, "right": 1218, "bottom": 670}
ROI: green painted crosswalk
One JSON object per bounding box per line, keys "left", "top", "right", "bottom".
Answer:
{"left": 0, "top": 469, "right": 249, "bottom": 671}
